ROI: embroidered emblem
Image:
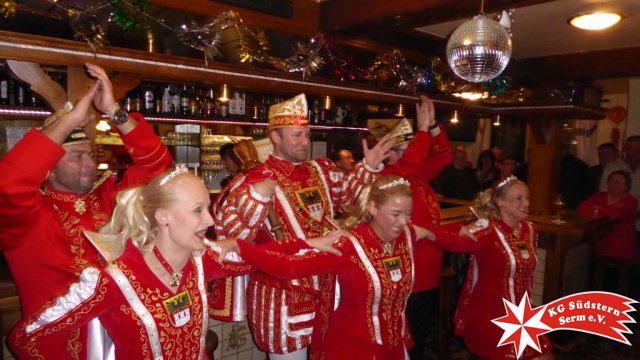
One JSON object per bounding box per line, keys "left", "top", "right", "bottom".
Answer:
{"left": 74, "top": 198, "right": 86, "bottom": 214}
{"left": 382, "top": 257, "right": 403, "bottom": 282}
{"left": 163, "top": 291, "right": 192, "bottom": 327}
{"left": 514, "top": 241, "right": 530, "bottom": 259}
{"left": 295, "top": 187, "right": 325, "bottom": 222}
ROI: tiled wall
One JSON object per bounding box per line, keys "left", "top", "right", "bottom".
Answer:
{"left": 209, "top": 318, "right": 266, "bottom": 360}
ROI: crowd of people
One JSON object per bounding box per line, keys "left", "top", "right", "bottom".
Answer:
{"left": 3, "top": 62, "right": 633, "bottom": 360}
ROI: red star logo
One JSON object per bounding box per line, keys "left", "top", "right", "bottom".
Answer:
{"left": 492, "top": 293, "right": 552, "bottom": 357}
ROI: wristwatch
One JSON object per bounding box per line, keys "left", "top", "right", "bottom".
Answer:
{"left": 109, "top": 108, "right": 129, "bottom": 125}
{"left": 428, "top": 122, "right": 439, "bottom": 130}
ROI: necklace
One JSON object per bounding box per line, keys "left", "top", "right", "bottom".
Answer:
{"left": 368, "top": 225, "right": 394, "bottom": 256}
{"left": 153, "top": 246, "right": 182, "bottom": 288}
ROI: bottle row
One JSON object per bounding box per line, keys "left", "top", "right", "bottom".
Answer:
{"left": 0, "top": 69, "right": 47, "bottom": 107}
{"left": 120, "top": 82, "right": 358, "bottom": 126}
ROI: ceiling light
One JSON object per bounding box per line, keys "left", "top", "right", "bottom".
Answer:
{"left": 450, "top": 110, "right": 459, "bottom": 124}
{"left": 493, "top": 114, "right": 501, "bottom": 126}
{"left": 569, "top": 12, "right": 622, "bottom": 31}
{"left": 452, "top": 91, "right": 489, "bottom": 101}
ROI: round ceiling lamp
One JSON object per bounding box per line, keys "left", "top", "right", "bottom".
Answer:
{"left": 446, "top": 14, "right": 512, "bottom": 83}
{"left": 569, "top": 12, "right": 622, "bottom": 31}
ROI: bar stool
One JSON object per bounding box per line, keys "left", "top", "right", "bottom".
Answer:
{"left": 591, "top": 256, "right": 634, "bottom": 296}
{"left": 438, "top": 266, "right": 456, "bottom": 359}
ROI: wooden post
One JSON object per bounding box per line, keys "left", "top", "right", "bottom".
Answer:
{"left": 526, "top": 119, "right": 564, "bottom": 214}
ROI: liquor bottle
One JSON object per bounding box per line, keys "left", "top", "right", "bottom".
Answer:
{"left": 229, "top": 90, "right": 238, "bottom": 116}
{"left": 143, "top": 83, "right": 155, "bottom": 114}
{"left": 15, "top": 82, "right": 26, "bottom": 106}
{"left": 162, "top": 86, "right": 172, "bottom": 114}
{"left": 189, "top": 86, "right": 200, "bottom": 117}
{"left": 0, "top": 70, "right": 8, "bottom": 105}
{"left": 154, "top": 85, "right": 163, "bottom": 114}
{"left": 204, "top": 88, "right": 216, "bottom": 118}
{"left": 237, "top": 91, "right": 246, "bottom": 116}
{"left": 311, "top": 98, "right": 320, "bottom": 124}
{"left": 131, "top": 87, "right": 142, "bottom": 113}
{"left": 170, "top": 84, "right": 181, "bottom": 115}
{"left": 180, "top": 85, "right": 190, "bottom": 116}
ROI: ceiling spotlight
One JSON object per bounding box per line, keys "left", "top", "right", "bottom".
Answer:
{"left": 452, "top": 91, "right": 489, "bottom": 101}
{"left": 450, "top": 110, "right": 459, "bottom": 124}
{"left": 493, "top": 114, "right": 501, "bottom": 126}
{"left": 569, "top": 12, "right": 622, "bottom": 31}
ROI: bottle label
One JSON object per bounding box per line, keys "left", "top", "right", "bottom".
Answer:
{"left": 144, "top": 90, "right": 154, "bottom": 109}
{"left": 0, "top": 80, "right": 7, "bottom": 99}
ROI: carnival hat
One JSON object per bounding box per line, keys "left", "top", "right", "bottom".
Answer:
{"left": 368, "top": 117, "right": 414, "bottom": 148}
{"left": 42, "top": 102, "right": 91, "bottom": 146}
{"left": 268, "top": 93, "right": 309, "bottom": 130}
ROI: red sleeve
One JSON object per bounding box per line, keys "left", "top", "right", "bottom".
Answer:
{"left": 420, "top": 127, "right": 453, "bottom": 182}
{"left": 384, "top": 131, "right": 432, "bottom": 179}
{"left": 8, "top": 267, "right": 112, "bottom": 357}
{"left": 0, "top": 129, "right": 64, "bottom": 250}
{"left": 430, "top": 226, "right": 492, "bottom": 252}
{"left": 113, "top": 114, "right": 173, "bottom": 193}
{"left": 236, "top": 239, "right": 347, "bottom": 279}
{"left": 577, "top": 193, "right": 601, "bottom": 216}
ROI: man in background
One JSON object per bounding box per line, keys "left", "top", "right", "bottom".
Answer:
{"left": 330, "top": 148, "right": 356, "bottom": 173}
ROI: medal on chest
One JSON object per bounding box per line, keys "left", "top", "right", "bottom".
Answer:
{"left": 514, "top": 241, "right": 530, "bottom": 259}
{"left": 295, "top": 186, "right": 326, "bottom": 222}
{"left": 74, "top": 198, "right": 87, "bottom": 214}
{"left": 163, "top": 290, "right": 192, "bottom": 327}
{"left": 382, "top": 256, "right": 403, "bottom": 282}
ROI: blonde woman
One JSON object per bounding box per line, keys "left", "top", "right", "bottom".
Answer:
{"left": 431, "top": 176, "right": 553, "bottom": 360}
{"left": 9, "top": 166, "right": 336, "bottom": 359}
{"left": 222, "top": 175, "right": 452, "bottom": 360}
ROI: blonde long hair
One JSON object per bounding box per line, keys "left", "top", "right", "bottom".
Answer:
{"left": 471, "top": 176, "right": 527, "bottom": 220}
{"left": 100, "top": 166, "right": 191, "bottom": 253}
{"left": 343, "top": 175, "right": 412, "bottom": 229}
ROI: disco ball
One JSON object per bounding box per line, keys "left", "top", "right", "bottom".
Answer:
{"left": 446, "top": 14, "right": 512, "bottom": 83}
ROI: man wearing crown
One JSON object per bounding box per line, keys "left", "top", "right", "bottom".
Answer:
{"left": 212, "top": 93, "right": 395, "bottom": 359}
{"left": 380, "top": 95, "right": 454, "bottom": 360}
{"left": 0, "top": 64, "right": 172, "bottom": 359}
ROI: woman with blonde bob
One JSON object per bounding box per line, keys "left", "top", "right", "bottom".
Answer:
{"left": 223, "top": 175, "right": 451, "bottom": 360}
{"left": 9, "top": 165, "right": 336, "bottom": 359}
{"left": 429, "top": 176, "right": 553, "bottom": 360}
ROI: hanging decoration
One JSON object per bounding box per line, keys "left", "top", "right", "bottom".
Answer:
{"left": 68, "top": 3, "right": 112, "bottom": 53}
{"left": 446, "top": 1, "right": 513, "bottom": 83}
{"left": 23, "top": 1, "right": 522, "bottom": 97}
{"left": 269, "top": 34, "right": 325, "bottom": 80}
{"left": 110, "top": 0, "right": 149, "bottom": 32}
{"left": 1, "top": 0, "right": 17, "bottom": 18}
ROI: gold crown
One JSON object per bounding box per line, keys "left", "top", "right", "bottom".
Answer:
{"left": 369, "top": 118, "right": 414, "bottom": 147}
{"left": 42, "top": 102, "right": 91, "bottom": 146}
{"left": 268, "top": 94, "right": 309, "bottom": 130}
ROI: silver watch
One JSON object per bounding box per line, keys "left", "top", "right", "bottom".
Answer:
{"left": 109, "top": 108, "right": 129, "bottom": 125}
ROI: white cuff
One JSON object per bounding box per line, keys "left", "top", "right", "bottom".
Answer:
{"left": 429, "top": 126, "right": 441, "bottom": 137}
{"left": 363, "top": 158, "right": 384, "bottom": 172}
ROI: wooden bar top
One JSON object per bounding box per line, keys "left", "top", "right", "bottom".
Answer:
{"left": 527, "top": 210, "right": 615, "bottom": 236}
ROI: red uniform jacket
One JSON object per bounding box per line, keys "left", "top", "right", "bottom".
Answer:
{"left": 383, "top": 128, "right": 452, "bottom": 292}
{"left": 433, "top": 219, "right": 552, "bottom": 359}
{"left": 9, "top": 240, "right": 251, "bottom": 360}
{"left": 213, "top": 155, "right": 379, "bottom": 355}
{"left": 237, "top": 223, "right": 426, "bottom": 360}
{"left": 0, "top": 114, "right": 172, "bottom": 359}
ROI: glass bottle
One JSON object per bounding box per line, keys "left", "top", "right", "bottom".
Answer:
{"left": 143, "top": 83, "right": 155, "bottom": 114}
{"left": 15, "top": 81, "right": 25, "bottom": 106}
{"left": 0, "top": 70, "right": 8, "bottom": 105}
{"left": 170, "top": 84, "right": 181, "bottom": 115}
{"left": 204, "top": 88, "right": 216, "bottom": 118}
{"left": 189, "top": 86, "right": 200, "bottom": 117}
{"left": 180, "top": 85, "right": 190, "bottom": 116}
{"left": 162, "top": 86, "right": 172, "bottom": 114}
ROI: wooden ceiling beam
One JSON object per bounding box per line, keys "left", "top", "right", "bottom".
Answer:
{"left": 151, "top": 0, "right": 320, "bottom": 37}
{"left": 320, "top": 0, "right": 555, "bottom": 37}
{"left": 513, "top": 47, "right": 640, "bottom": 83}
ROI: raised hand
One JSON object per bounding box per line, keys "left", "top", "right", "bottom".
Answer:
{"left": 305, "top": 230, "right": 347, "bottom": 256}
{"left": 362, "top": 132, "right": 396, "bottom": 169}
{"left": 66, "top": 81, "right": 100, "bottom": 128}
{"left": 215, "top": 238, "right": 240, "bottom": 263}
{"left": 84, "top": 63, "right": 118, "bottom": 116}
{"left": 416, "top": 95, "right": 435, "bottom": 132}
